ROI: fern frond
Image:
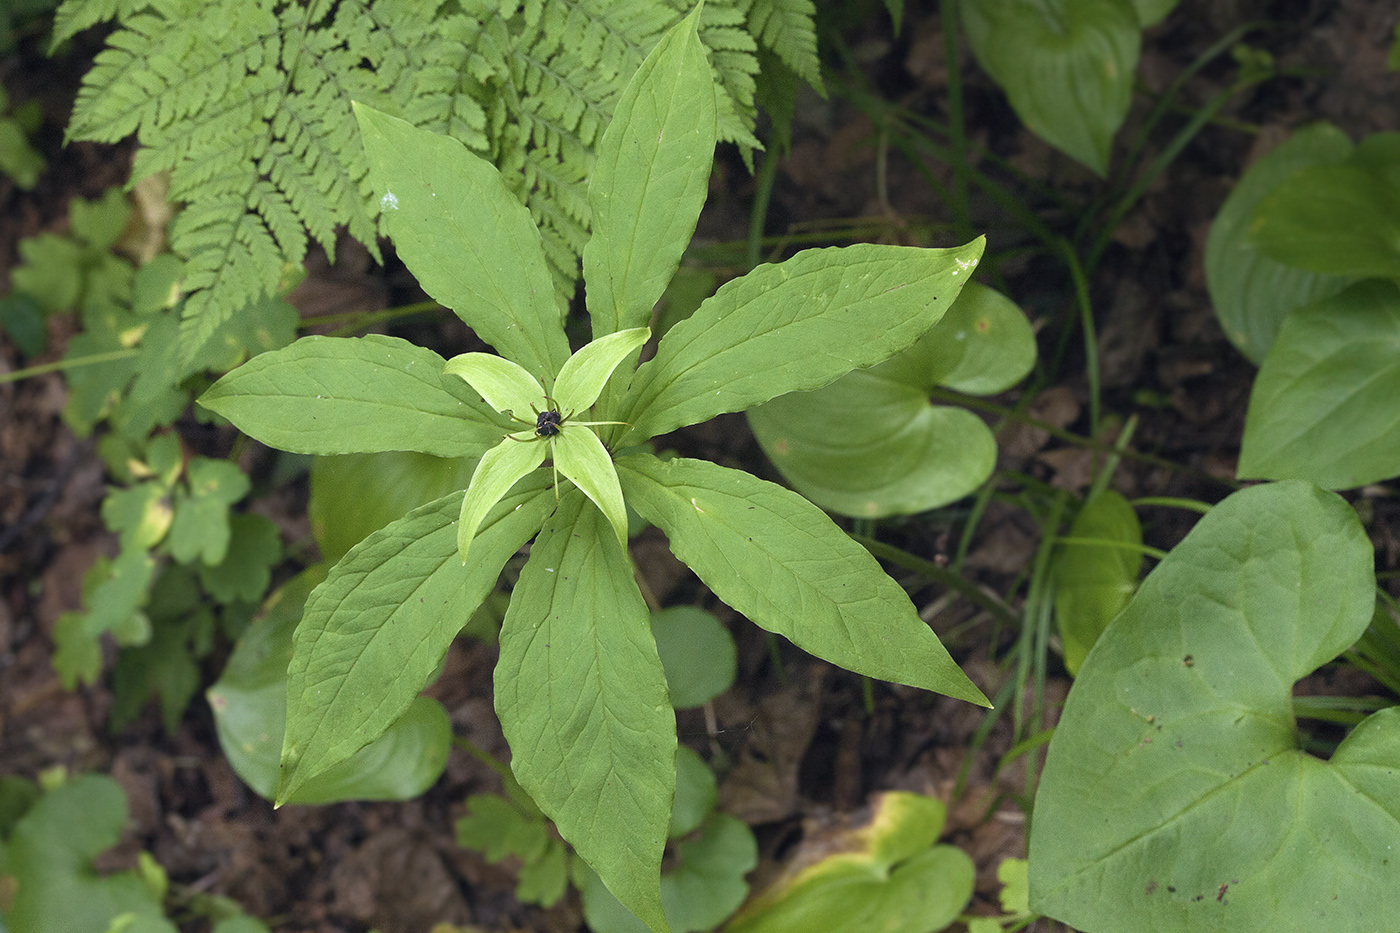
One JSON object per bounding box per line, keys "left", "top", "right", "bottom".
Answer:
{"left": 57, "top": 0, "right": 820, "bottom": 360}
{"left": 748, "top": 0, "right": 823, "bottom": 93}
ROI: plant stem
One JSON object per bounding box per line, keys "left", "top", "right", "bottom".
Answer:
{"left": 0, "top": 348, "right": 139, "bottom": 384}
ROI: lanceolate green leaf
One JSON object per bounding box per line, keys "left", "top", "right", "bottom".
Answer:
{"left": 554, "top": 327, "right": 652, "bottom": 416}
{"left": 443, "top": 353, "right": 547, "bottom": 419}
{"left": 457, "top": 439, "right": 548, "bottom": 561}
{"left": 1238, "top": 280, "right": 1400, "bottom": 489}
{"left": 962, "top": 0, "right": 1139, "bottom": 176}
{"left": 354, "top": 103, "right": 572, "bottom": 389}
{"left": 1204, "top": 123, "right": 1354, "bottom": 364}
{"left": 496, "top": 492, "right": 675, "bottom": 933}
{"left": 199, "top": 335, "right": 507, "bottom": 457}
{"left": 277, "top": 476, "right": 556, "bottom": 805}
{"left": 584, "top": 5, "right": 717, "bottom": 341}
{"left": 552, "top": 427, "right": 630, "bottom": 549}
{"left": 616, "top": 454, "right": 989, "bottom": 706}
{"left": 1030, "top": 482, "right": 1384, "bottom": 933}
{"left": 618, "top": 239, "right": 985, "bottom": 444}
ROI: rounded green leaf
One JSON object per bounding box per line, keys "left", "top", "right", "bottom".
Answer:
{"left": 962, "top": 0, "right": 1140, "bottom": 176}
{"left": 748, "top": 283, "right": 1033, "bottom": 518}
{"left": 1238, "top": 279, "right": 1400, "bottom": 489}
{"left": 208, "top": 569, "right": 456, "bottom": 805}
{"left": 670, "top": 745, "right": 718, "bottom": 838}
{"left": 1204, "top": 123, "right": 1354, "bottom": 363}
{"left": 458, "top": 437, "right": 548, "bottom": 561}
{"left": 651, "top": 606, "right": 737, "bottom": 709}
{"left": 309, "top": 451, "right": 476, "bottom": 566}
{"left": 1029, "top": 481, "right": 1387, "bottom": 933}
{"left": 576, "top": 813, "right": 758, "bottom": 933}
{"left": 1051, "top": 490, "right": 1142, "bottom": 676}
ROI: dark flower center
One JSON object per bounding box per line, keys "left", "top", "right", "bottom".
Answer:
{"left": 535, "top": 409, "right": 563, "bottom": 437}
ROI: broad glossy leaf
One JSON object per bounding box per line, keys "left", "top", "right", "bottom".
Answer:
{"left": 1051, "top": 489, "right": 1142, "bottom": 676}
{"left": 552, "top": 426, "right": 629, "bottom": 549}
{"left": 354, "top": 103, "right": 571, "bottom": 388}
{"left": 1252, "top": 133, "right": 1400, "bottom": 280}
{"left": 200, "top": 335, "right": 509, "bottom": 457}
{"left": 277, "top": 477, "right": 555, "bottom": 804}
{"left": 619, "top": 239, "right": 985, "bottom": 444}
{"left": 748, "top": 283, "right": 1033, "bottom": 518}
{"left": 1205, "top": 123, "right": 1354, "bottom": 363}
{"left": 651, "top": 606, "right": 737, "bottom": 709}
{"left": 458, "top": 437, "right": 547, "bottom": 561}
{"left": 1029, "top": 481, "right": 1388, "bottom": 933}
{"left": 584, "top": 5, "right": 716, "bottom": 340}
{"left": 726, "top": 792, "right": 974, "bottom": 933}
{"left": 310, "top": 452, "right": 476, "bottom": 566}
{"left": 443, "top": 352, "right": 546, "bottom": 419}
{"left": 616, "top": 453, "right": 988, "bottom": 706}
{"left": 209, "top": 569, "right": 454, "bottom": 804}
{"left": 1238, "top": 280, "right": 1400, "bottom": 489}
{"left": 962, "top": 0, "right": 1139, "bottom": 176}
{"left": 0, "top": 775, "right": 176, "bottom": 933}
{"left": 495, "top": 492, "right": 675, "bottom": 933}
{"left": 554, "top": 327, "right": 651, "bottom": 416}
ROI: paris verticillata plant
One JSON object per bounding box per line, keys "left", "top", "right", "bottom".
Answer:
{"left": 200, "top": 8, "right": 988, "bottom": 930}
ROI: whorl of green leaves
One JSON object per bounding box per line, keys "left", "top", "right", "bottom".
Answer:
{"left": 55, "top": 0, "right": 820, "bottom": 359}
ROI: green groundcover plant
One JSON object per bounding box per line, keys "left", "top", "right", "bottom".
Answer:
{"left": 199, "top": 9, "right": 988, "bottom": 929}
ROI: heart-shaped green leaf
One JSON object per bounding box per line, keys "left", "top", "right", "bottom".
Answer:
{"left": 1239, "top": 280, "right": 1400, "bottom": 489}
{"left": 1251, "top": 132, "right": 1400, "bottom": 281}
{"left": 1051, "top": 489, "right": 1142, "bottom": 675}
{"left": 726, "top": 791, "right": 974, "bottom": 933}
{"left": 962, "top": 0, "right": 1140, "bottom": 176}
{"left": 0, "top": 775, "right": 175, "bottom": 933}
{"left": 309, "top": 452, "right": 476, "bottom": 566}
{"left": 1029, "top": 481, "right": 1392, "bottom": 933}
{"left": 575, "top": 812, "right": 758, "bottom": 933}
{"left": 748, "top": 283, "right": 1034, "bottom": 518}
{"left": 1204, "top": 123, "right": 1354, "bottom": 364}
